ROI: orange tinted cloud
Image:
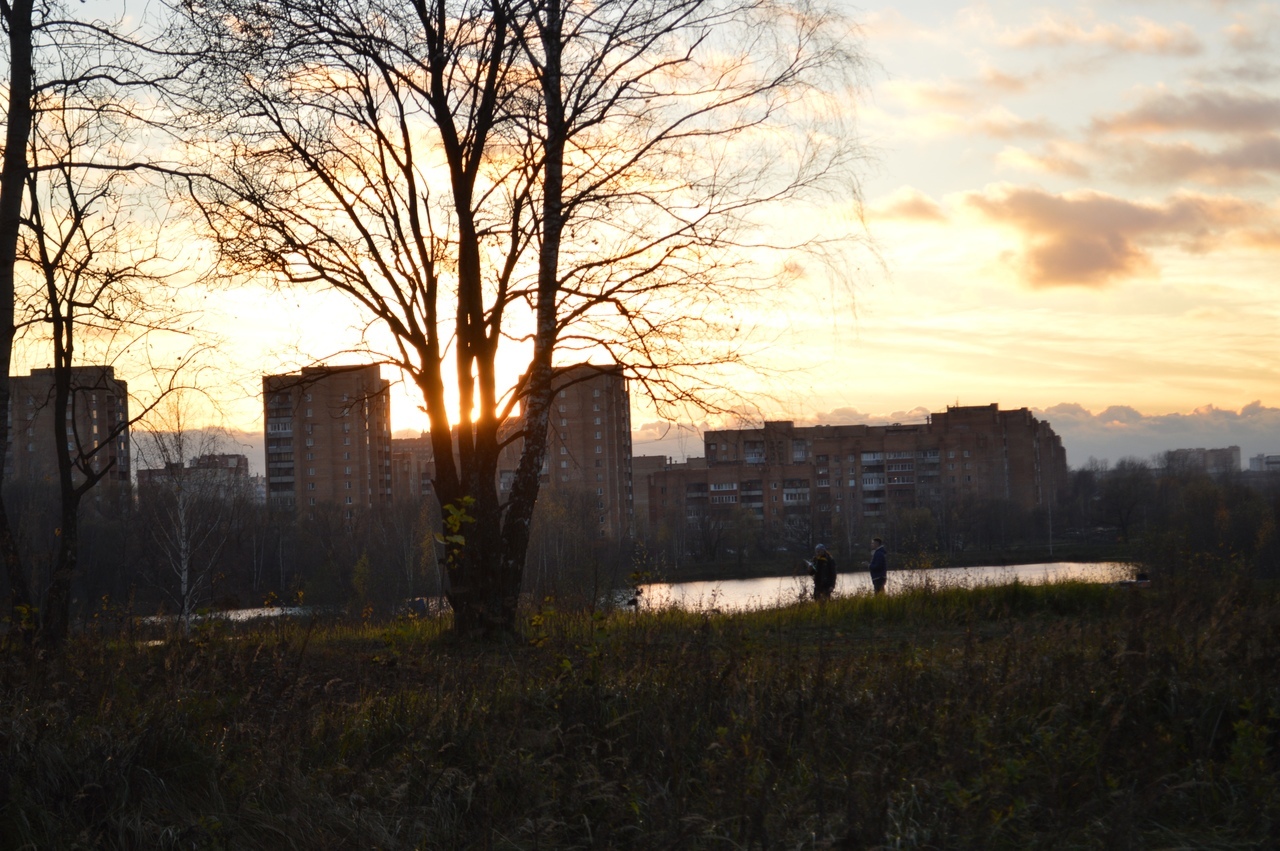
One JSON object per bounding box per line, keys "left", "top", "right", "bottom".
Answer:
{"left": 962, "top": 186, "right": 1269, "bottom": 288}
{"left": 869, "top": 187, "right": 947, "bottom": 222}
{"left": 1000, "top": 14, "right": 1202, "bottom": 56}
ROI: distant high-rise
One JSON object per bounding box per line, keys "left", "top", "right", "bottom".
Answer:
{"left": 6, "top": 366, "right": 131, "bottom": 494}
{"left": 262, "top": 365, "right": 392, "bottom": 516}
{"left": 495, "top": 364, "right": 633, "bottom": 539}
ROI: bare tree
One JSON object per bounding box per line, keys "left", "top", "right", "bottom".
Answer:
{"left": 176, "top": 0, "right": 866, "bottom": 633}
{"left": 5, "top": 1, "right": 205, "bottom": 641}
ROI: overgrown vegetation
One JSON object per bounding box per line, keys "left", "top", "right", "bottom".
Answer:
{"left": 1, "top": 570, "right": 1277, "bottom": 848}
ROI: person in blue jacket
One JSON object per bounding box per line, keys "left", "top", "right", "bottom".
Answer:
{"left": 869, "top": 537, "right": 888, "bottom": 595}
{"left": 810, "top": 543, "right": 836, "bottom": 600}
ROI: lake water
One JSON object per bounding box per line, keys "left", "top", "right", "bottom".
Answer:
{"left": 638, "top": 561, "right": 1132, "bottom": 613}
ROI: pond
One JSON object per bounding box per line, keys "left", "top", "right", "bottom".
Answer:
{"left": 638, "top": 561, "right": 1133, "bottom": 613}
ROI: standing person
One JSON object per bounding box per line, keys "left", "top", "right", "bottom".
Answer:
{"left": 869, "top": 538, "right": 888, "bottom": 595}
{"left": 811, "top": 543, "right": 837, "bottom": 600}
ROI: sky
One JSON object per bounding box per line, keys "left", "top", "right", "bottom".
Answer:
{"left": 643, "top": 0, "right": 1280, "bottom": 467}
{"left": 54, "top": 0, "right": 1280, "bottom": 470}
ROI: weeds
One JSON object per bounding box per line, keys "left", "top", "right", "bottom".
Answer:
{"left": 0, "top": 571, "right": 1277, "bottom": 848}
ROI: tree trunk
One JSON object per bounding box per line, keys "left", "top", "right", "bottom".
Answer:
{"left": 0, "top": 0, "right": 36, "bottom": 631}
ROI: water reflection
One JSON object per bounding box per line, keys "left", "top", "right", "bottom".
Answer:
{"left": 639, "top": 562, "right": 1131, "bottom": 613}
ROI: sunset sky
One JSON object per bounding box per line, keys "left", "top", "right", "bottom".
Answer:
{"left": 626, "top": 0, "right": 1280, "bottom": 465}
{"left": 71, "top": 0, "right": 1279, "bottom": 469}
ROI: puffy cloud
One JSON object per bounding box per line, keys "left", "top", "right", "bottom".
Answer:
{"left": 1000, "top": 14, "right": 1203, "bottom": 57}
{"left": 868, "top": 187, "right": 947, "bottom": 222}
{"left": 1093, "top": 88, "right": 1280, "bottom": 135}
{"left": 1036, "top": 402, "right": 1280, "bottom": 467}
{"left": 961, "top": 185, "right": 1272, "bottom": 288}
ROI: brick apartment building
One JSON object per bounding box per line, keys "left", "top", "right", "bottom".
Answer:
{"left": 495, "top": 364, "right": 634, "bottom": 539}
{"left": 646, "top": 404, "right": 1067, "bottom": 555}
{"left": 390, "top": 433, "right": 436, "bottom": 502}
{"left": 6, "top": 366, "right": 131, "bottom": 494}
{"left": 263, "top": 365, "right": 392, "bottom": 515}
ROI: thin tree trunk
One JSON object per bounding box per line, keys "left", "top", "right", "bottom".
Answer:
{"left": 0, "top": 0, "right": 36, "bottom": 631}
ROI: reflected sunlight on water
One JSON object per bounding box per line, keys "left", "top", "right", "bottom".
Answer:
{"left": 639, "top": 562, "right": 1132, "bottom": 613}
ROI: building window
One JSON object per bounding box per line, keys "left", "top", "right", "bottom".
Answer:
{"left": 596, "top": 473, "right": 603, "bottom": 481}
{"left": 594, "top": 446, "right": 602, "bottom": 454}
{"left": 595, "top": 431, "right": 602, "bottom": 439}
{"left": 307, "top": 482, "right": 316, "bottom": 491}
{"left": 343, "top": 437, "right": 351, "bottom": 445}
{"left": 309, "top": 497, "right": 316, "bottom": 506}
{"left": 560, "top": 460, "right": 568, "bottom": 468}
{"left": 560, "top": 418, "right": 567, "bottom": 426}
{"left": 345, "top": 496, "right": 353, "bottom": 504}
{"left": 305, "top": 408, "right": 312, "bottom": 418}
{"left": 305, "top": 438, "right": 314, "bottom": 447}
{"left": 306, "top": 452, "right": 314, "bottom": 461}
{"left": 343, "top": 452, "right": 350, "bottom": 460}
{"left": 560, "top": 446, "right": 567, "bottom": 455}
{"left": 307, "top": 467, "right": 315, "bottom": 475}
{"left": 963, "top": 450, "right": 970, "bottom": 457}
{"left": 593, "top": 388, "right": 600, "bottom": 397}
{"left": 593, "top": 403, "right": 600, "bottom": 412}
{"left": 558, "top": 404, "right": 566, "bottom": 412}
{"left": 305, "top": 394, "right": 312, "bottom": 402}
{"left": 597, "top": 487, "right": 603, "bottom": 495}
{"left": 595, "top": 459, "right": 602, "bottom": 467}
{"left": 594, "top": 417, "right": 601, "bottom": 425}
{"left": 560, "top": 474, "right": 569, "bottom": 482}
{"left": 345, "top": 466, "right": 352, "bottom": 475}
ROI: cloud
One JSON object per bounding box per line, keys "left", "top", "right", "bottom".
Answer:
{"left": 1203, "top": 61, "right": 1280, "bottom": 84}
{"left": 1109, "top": 135, "right": 1280, "bottom": 186}
{"left": 1094, "top": 88, "right": 1280, "bottom": 135}
{"left": 1000, "top": 14, "right": 1203, "bottom": 57}
{"left": 1036, "top": 402, "right": 1280, "bottom": 467}
{"left": 961, "top": 185, "right": 1271, "bottom": 288}
{"left": 869, "top": 187, "right": 947, "bottom": 223}
{"left": 1224, "top": 9, "right": 1280, "bottom": 53}
{"left": 997, "top": 144, "right": 1091, "bottom": 178}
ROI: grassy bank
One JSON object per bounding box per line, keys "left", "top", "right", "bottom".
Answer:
{"left": 1, "top": 573, "right": 1277, "bottom": 849}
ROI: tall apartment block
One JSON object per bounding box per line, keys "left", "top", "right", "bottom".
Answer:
{"left": 647, "top": 404, "right": 1066, "bottom": 549}
{"left": 496, "top": 364, "right": 634, "bottom": 538}
{"left": 6, "top": 366, "right": 130, "bottom": 492}
{"left": 390, "top": 432, "right": 436, "bottom": 501}
{"left": 263, "top": 365, "right": 392, "bottom": 516}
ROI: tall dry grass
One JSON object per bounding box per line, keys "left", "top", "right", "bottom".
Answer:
{"left": 1, "top": 570, "right": 1276, "bottom": 848}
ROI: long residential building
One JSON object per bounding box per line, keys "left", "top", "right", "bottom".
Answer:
{"left": 646, "top": 404, "right": 1067, "bottom": 553}
{"left": 263, "top": 365, "right": 392, "bottom": 515}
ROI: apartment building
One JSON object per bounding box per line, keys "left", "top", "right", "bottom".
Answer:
{"left": 646, "top": 404, "right": 1066, "bottom": 552}
{"left": 6, "top": 366, "right": 131, "bottom": 493}
{"left": 136, "top": 453, "right": 251, "bottom": 501}
{"left": 263, "top": 365, "right": 392, "bottom": 516}
{"left": 390, "top": 432, "right": 436, "bottom": 501}
{"left": 496, "top": 364, "right": 634, "bottom": 539}
{"left": 1165, "top": 446, "right": 1240, "bottom": 475}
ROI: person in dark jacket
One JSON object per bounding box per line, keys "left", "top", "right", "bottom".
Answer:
{"left": 811, "top": 544, "right": 836, "bottom": 600}
{"left": 869, "top": 538, "right": 888, "bottom": 595}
